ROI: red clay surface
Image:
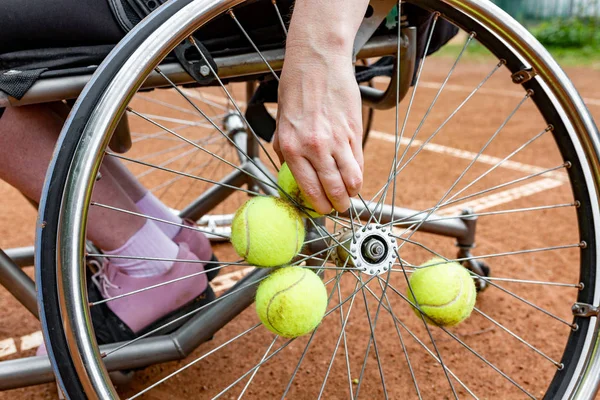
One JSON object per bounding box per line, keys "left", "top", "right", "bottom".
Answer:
{"left": 1, "top": 54, "right": 599, "bottom": 399}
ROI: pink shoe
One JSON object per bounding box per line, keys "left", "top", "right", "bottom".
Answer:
{"left": 173, "top": 219, "right": 219, "bottom": 281}
{"left": 94, "top": 243, "right": 212, "bottom": 333}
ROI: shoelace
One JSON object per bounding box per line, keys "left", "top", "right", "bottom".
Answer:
{"left": 91, "top": 259, "right": 121, "bottom": 295}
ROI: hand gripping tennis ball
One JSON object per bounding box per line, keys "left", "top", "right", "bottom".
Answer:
{"left": 231, "top": 196, "right": 305, "bottom": 267}
{"left": 256, "top": 266, "right": 328, "bottom": 337}
{"left": 278, "top": 162, "right": 330, "bottom": 217}
{"left": 407, "top": 258, "right": 476, "bottom": 326}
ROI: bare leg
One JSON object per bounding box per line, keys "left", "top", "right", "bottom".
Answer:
{"left": 102, "top": 154, "right": 148, "bottom": 203}
{"left": 102, "top": 151, "right": 185, "bottom": 240}
{"left": 0, "top": 104, "right": 144, "bottom": 250}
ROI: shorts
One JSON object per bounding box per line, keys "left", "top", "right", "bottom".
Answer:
{"left": 0, "top": 0, "right": 124, "bottom": 54}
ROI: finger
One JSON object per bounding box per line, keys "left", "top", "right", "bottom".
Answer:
{"left": 350, "top": 129, "right": 364, "bottom": 173}
{"left": 309, "top": 155, "right": 351, "bottom": 212}
{"left": 272, "top": 130, "right": 284, "bottom": 164}
{"left": 334, "top": 146, "right": 363, "bottom": 198}
{"left": 287, "top": 157, "right": 333, "bottom": 215}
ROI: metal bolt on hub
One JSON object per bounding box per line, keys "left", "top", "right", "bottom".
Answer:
{"left": 334, "top": 224, "right": 398, "bottom": 276}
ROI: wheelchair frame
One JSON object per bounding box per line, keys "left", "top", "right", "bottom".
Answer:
{"left": 0, "top": 0, "right": 582, "bottom": 392}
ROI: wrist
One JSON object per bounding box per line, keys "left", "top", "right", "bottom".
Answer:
{"left": 286, "top": 25, "right": 356, "bottom": 59}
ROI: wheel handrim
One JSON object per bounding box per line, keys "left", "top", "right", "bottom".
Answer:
{"left": 39, "top": 0, "right": 600, "bottom": 398}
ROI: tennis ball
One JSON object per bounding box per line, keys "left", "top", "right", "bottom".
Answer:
{"left": 407, "top": 258, "right": 476, "bottom": 326}
{"left": 256, "top": 266, "right": 327, "bottom": 337}
{"left": 231, "top": 196, "right": 305, "bottom": 267}
{"left": 278, "top": 162, "right": 330, "bottom": 217}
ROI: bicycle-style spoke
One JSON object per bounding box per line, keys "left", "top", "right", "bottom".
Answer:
{"left": 357, "top": 59, "right": 506, "bottom": 226}
{"left": 167, "top": 149, "right": 226, "bottom": 203}
{"left": 106, "top": 152, "right": 266, "bottom": 196}
{"left": 387, "top": 265, "right": 581, "bottom": 288}
{"left": 126, "top": 107, "right": 280, "bottom": 190}
{"left": 351, "top": 85, "right": 538, "bottom": 399}
{"left": 88, "top": 260, "right": 247, "bottom": 306}
{"left": 383, "top": 2, "right": 418, "bottom": 223}
{"left": 136, "top": 141, "right": 209, "bottom": 180}
{"left": 272, "top": 0, "right": 288, "bottom": 35}
{"left": 351, "top": 271, "right": 478, "bottom": 399}
{"left": 181, "top": 88, "right": 230, "bottom": 111}
{"left": 384, "top": 280, "right": 536, "bottom": 399}
{"left": 470, "top": 276, "right": 581, "bottom": 288}
{"left": 89, "top": 236, "right": 354, "bottom": 308}
{"left": 473, "top": 308, "right": 562, "bottom": 368}
{"left": 336, "top": 273, "right": 355, "bottom": 398}
{"left": 237, "top": 335, "right": 279, "bottom": 399}
{"left": 395, "top": 90, "right": 533, "bottom": 245}
{"left": 167, "top": 141, "right": 224, "bottom": 207}
{"left": 382, "top": 26, "right": 475, "bottom": 224}
{"left": 353, "top": 273, "right": 388, "bottom": 400}
{"left": 187, "top": 37, "right": 282, "bottom": 173}
{"left": 384, "top": 162, "right": 570, "bottom": 229}
{"left": 377, "top": 279, "right": 422, "bottom": 399}
{"left": 128, "top": 324, "right": 263, "bottom": 400}
{"left": 229, "top": 10, "right": 279, "bottom": 82}
{"left": 211, "top": 273, "right": 365, "bottom": 400}
{"left": 282, "top": 264, "right": 350, "bottom": 398}
{"left": 216, "top": 271, "right": 369, "bottom": 400}
{"left": 318, "top": 272, "right": 361, "bottom": 399}
{"left": 137, "top": 94, "right": 219, "bottom": 120}
{"left": 90, "top": 202, "right": 230, "bottom": 239}
{"left": 134, "top": 131, "right": 223, "bottom": 165}
{"left": 391, "top": 202, "right": 577, "bottom": 226}
{"left": 444, "top": 125, "right": 553, "bottom": 203}
{"left": 393, "top": 250, "right": 459, "bottom": 398}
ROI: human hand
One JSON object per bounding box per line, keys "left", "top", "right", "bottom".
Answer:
{"left": 273, "top": 46, "right": 364, "bottom": 214}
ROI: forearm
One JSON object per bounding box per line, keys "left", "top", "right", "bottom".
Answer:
{"left": 286, "top": 0, "right": 370, "bottom": 58}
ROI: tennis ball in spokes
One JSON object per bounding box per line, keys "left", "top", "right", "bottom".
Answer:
{"left": 407, "top": 258, "right": 476, "bottom": 326}
{"left": 256, "top": 266, "right": 327, "bottom": 337}
{"left": 278, "top": 162, "right": 330, "bottom": 217}
{"left": 230, "top": 196, "right": 305, "bottom": 267}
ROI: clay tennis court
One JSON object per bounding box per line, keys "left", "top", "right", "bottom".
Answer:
{"left": 1, "top": 52, "right": 599, "bottom": 398}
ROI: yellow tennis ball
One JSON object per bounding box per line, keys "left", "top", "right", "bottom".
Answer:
{"left": 255, "top": 266, "right": 327, "bottom": 337}
{"left": 407, "top": 258, "right": 476, "bottom": 326}
{"left": 231, "top": 196, "right": 305, "bottom": 267}
{"left": 278, "top": 162, "right": 330, "bottom": 217}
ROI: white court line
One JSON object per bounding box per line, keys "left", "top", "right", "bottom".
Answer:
{"left": 437, "top": 178, "right": 564, "bottom": 216}
{"left": 369, "top": 130, "right": 568, "bottom": 182}
{"left": 210, "top": 267, "right": 255, "bottom": 293}
{"left": 374, "top": 77, "right": 600, "bottom": 107}
{"left": 20, "top": 330, "right": 44, "bottom": 352}
{"left": 0, "top": 338, "right": 16, "bottom": 358}
{"left": 392, "top": 177, "right": 565, "bottom": 236}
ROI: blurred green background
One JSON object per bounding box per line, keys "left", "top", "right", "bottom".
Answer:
{"left": 434, "top": 0, "right": 600, "bottom": 68}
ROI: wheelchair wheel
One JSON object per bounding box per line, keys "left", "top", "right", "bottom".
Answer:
{"left": 37, "top": 0, "right": 600, "bottom": 398}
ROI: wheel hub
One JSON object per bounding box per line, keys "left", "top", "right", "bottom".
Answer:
{"left": 335, "top": 224, "right": 398, "bottom": 276}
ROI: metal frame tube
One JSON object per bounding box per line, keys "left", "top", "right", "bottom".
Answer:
{"left": 179, "top": 168, "right": 249, "bottom": 221}
{"left": 345, "top": 199, "right": 470, "bottom": 242}
{"left": 243, "top": 160, "right": 279, "bottom": 196}
{"left": 0, "top": 35, "right": 399, "bottom": 108}
{"left": 0, "top": 354, "right": 54, "bottom": 390}
{"left": 0, "top": 268, "right": 269, "bottom": 390}
{"left": 0, "top": 249, "right": 38, "bottom": 318}
{"left": 4, "top": 246, "right": 35, "bottom": 267}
